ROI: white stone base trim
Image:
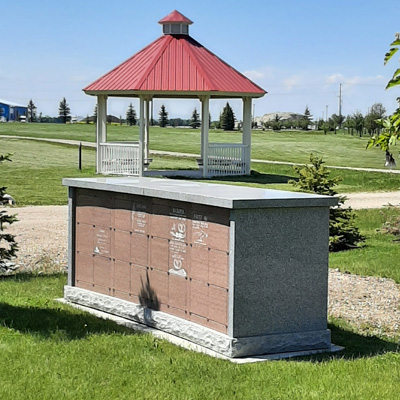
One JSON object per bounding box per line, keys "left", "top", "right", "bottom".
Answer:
{"left": 64, "top": 286, "right": 334, "bottom": 358}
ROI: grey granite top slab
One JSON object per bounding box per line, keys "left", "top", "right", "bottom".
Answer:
{"left": 63, "top": 177, "right": 338, "bottom": 209}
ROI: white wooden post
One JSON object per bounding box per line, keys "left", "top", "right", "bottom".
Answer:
{"left": 144, "top": 98, "right": 150, "bottom": 162}
{"left": 200, "top": 101, "right": 204, "bottom": 162}
{"left": 96, "top": 95, "right": 107, "bottom": 173}
{"left": 139, "top": 96, "right": 145, "bottom": 177}
{"left": 200, "top": 96, "right": 210, "bottom": 178}
{"left": 242, "top": 97, "right": 252, "bottom": 175}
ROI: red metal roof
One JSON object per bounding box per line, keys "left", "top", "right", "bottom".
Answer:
{"left": 158, "top": 10, "right": 193, "bottom": 25}
{"left": 84, "top": 13, "right": 266, "bottom": 98}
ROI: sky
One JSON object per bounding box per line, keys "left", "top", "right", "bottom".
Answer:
{"left": 1, "top": 0, "right": 400, "bottom": 121}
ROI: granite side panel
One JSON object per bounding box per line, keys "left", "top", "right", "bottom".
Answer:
{"left": 231, "top": 207, "right": 330, "bottom": 338}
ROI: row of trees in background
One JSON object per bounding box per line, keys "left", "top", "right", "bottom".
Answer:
{"left": 24, "top": 98, "right": 72, "bottom": 123}
{"left": 124, "top": 102, "right": 233, "bottom": 130}
{"left": 21, "top": 97, "right": 393, "bottom": 138}
{"left": 263, "top": 103, "right": 388, "bottom": 137}
{"left": 24, "top": 98, "right": 237, "bottom": 129}
{"left": 317, "top": 103, "right": 386, "bottom": 137}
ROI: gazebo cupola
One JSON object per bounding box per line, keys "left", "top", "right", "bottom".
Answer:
{"left": 159, "top": 10, "right": 193, "bottom": 35}
{"left": 84, "top": 10, "right": 266, "bottom": 178}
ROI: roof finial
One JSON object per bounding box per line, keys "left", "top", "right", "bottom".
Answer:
{"left": 158, "top": 10, "right": 193, "bottom": 35}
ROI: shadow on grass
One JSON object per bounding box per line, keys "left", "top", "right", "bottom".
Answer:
{"left": 292, "top": 323, "right": 399, "bottom": 362}
{"left": 0, "top": 272, "right": 65, "bottom": 283}
{"left": 0, "top": 302, "right": 137, "bottom": 341}
{"left": 210, "top": 171, "right": 296, "bottom": 185}
{"left": 170, "top": 170, "right": 297, "bottom": 185}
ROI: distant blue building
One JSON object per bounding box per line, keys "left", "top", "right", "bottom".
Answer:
{"left": 0, "top": 99, "right": 27, "bottom": 122}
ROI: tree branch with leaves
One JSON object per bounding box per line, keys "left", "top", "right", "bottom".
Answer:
{"left": 367, "top": 34, "right": 400, "bottom": 153}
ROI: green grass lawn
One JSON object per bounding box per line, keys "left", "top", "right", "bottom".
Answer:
{"left": 1, "top": 129, "right": 400, "bottom": 398}
{"left": 1, "top": 138, "right": 399, "bottom": 207}
{"left": 331, "top": 208, "right": 400, "bottom": 283}
{"left": 1, "top": 138, "right": 97, "bottom": 205}
{"left": 0, "top": 273, "right": 398, "bottom": 400}
{"left": 1, "top": 122, "right": 398, "bottom": 170}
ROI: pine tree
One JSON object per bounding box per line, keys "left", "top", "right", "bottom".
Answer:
{"left": 289, "top": 154, "right": 365, "bottom": 252}
{"left": 126, "top": 103, "right": 137, "bottom": 126}
{"left": 220, "top": 102, "right": 235, "bottom": 130}
{"left": 0, "top": 154, "right": 18, "bottom": 273}
{"left": 27, "top": 99, "right": 37, "bottom": 123}
{"left": 159, "top": 104, "right": 168, "bottom": 127}
{"left": 300, "top": 106, "right": 312, "bottom": 130}
{"left": 58, "top": 97, "right": 71, "bottom": 124}
{"left": 190, "top": 107, "right": 201, "bottom": 129}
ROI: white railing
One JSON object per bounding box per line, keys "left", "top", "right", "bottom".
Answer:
{"left": 100, "top": 142, "right": 140, "bottom": 176}
{"left": 207, "top": 143, "right": 248, "bottom": 176}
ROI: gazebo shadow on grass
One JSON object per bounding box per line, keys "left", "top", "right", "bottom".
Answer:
{"left": 0, "top": 302, "right": 138, "bottom": 341}
{"left": 290, "top": 323, "right": 399, "bottom": 362}
{"left": 206, "top": 170, "right": 297, "bottom": 185}
{"left": 147, "top": 169, "right": 297, "bottom": 185}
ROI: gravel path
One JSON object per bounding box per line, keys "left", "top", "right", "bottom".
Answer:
{"left": 343, "top": 191, "right": 400, "bottom": 210}
{"left": 4, "top": 200, "right": 400, "bottom": 339}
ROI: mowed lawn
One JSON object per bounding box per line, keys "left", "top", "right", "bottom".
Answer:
{"left": 0, "top": 122, "right": 397, "bottom": 169}
{"left": 0, "top": 273, "right": 399, "bottom": 400}
{"left": 1, "top": 128, "right": 400, "bottom": 399}
{"left": 1, "top": 138, "right": 400, "bottom": 207}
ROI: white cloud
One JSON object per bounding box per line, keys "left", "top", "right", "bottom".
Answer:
{"left": 243, "top": 67, "right": 276, "bottom": 84}
{"left": 325, "top": 73, "right": 385, "bottom": 86}
{"left": 283, "top": 75, "right": 302, "bottom": 91}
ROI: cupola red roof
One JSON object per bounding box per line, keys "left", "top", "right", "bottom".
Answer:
{"left": 158, "top": 10, "right": 193, "bottom": 25}
{"left": 84, "top": 11, "right": 266, "bottom": 98}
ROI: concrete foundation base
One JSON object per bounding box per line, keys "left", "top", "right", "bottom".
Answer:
{"left": 63, "top": 286, "right": 340, "bottom": 359}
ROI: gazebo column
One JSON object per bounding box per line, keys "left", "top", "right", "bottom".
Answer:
{"left": 242, "top": 96, "right": 252, "bottom": 175}
{"left": 144, "top": 96, "right": 152, "bottom": 167}
{"left": 138, "top": 95, "right": 145, "bottom": 177}
{"left": 200, "top": 95, "right": 210, "bottom": 178}
{"left": 96, "top": 95, "right": 107, "bottom": 173}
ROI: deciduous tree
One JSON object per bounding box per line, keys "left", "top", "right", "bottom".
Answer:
{"left": 331, "top": 114, "right": 345, "bottom": 134}
{"left": 353, "top": 112, "right": 364, "bottom": 137}
{"left": 367, "top": 34, "right": 400, "bottom": 151}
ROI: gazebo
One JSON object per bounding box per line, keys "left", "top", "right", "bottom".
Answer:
{"left": 84, "top": 10, "right": 266, "bottom": 178}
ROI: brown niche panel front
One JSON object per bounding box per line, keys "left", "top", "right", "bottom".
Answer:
{"left": 74, "top": 189, "right": 230, "bottom": 334}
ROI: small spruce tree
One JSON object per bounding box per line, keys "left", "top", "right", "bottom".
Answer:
{"left": 159, "top": 104, "right": 168, "bottom": 127}
{"left": 0, "top": 154, "right": 18, "bottom": 273}
{"left": 289, "top": 154, "right": 365, "bottom": 251}
{"left": 58, "top": 97, "right": 71, "bottom": 123}
{"left": 300, "top": 106, "right": 312, "bottom": 130}
{"left": 190, "top": 107, "right": 201, "bottom": 129}
{"left": 220, "top": 102, "right": 235, "bottom": 130}
{"left": 27, "top": 99, "right": 37, "bottom": 123}
{"left": 93, "top": 105, "right": 97, "bottom": 124}
{"left": 126, "top": 103, "right": 137, "bottom": 126}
